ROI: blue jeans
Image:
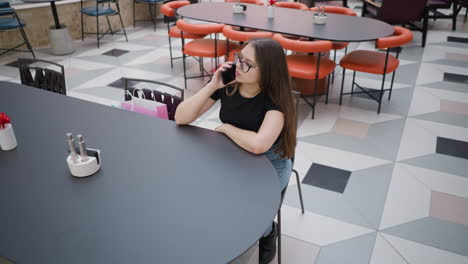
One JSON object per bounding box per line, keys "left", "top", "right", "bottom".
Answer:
{"left": 262, "top": 145, "right": 292, "bottom": 237}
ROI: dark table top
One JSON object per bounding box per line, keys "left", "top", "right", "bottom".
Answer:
{"left": 0, "top": 81, "right": 280, "bottom": 264}
{"left": 177, "top": 2, "right": 394, "bottom": 42}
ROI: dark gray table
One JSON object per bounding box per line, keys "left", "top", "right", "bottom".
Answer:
{"left": 0, "top": 81, "right": 280, "bottom": 264}
{"left": 177, "top": 2, "right": 394, "bottom": 42}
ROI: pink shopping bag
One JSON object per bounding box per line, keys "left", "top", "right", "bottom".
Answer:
{"left": 122, "top": 89, "right": 169, "bottom": 120}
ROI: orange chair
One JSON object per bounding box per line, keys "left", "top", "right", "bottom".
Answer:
{"left": 275, "top": 1, "right": 309, "bottom": 10}
{"left": 225, "top": 0, "right": 264, "bottom": 4}
{"left": 310, "top": 6, "right": 356, "bottom": 82}
{"left": 160, "top": 1, "right": 207, "bottom": 69}
{"left": 273, "top": 2, "right": 309, "bottom": 40}
{"left": 177, "top": 20, "right": 232, "bottom": 89}
{"left": 222, "top": 25, "right": 273, "bottom": 61}
{"left": 339, "top": 26, "right": 413, "bottom": 113}
{"left": 310, "top": 5, "right": 356, "bottom": 16}
{"left": 273, "top": 33, "right": 336, "bottom": 119}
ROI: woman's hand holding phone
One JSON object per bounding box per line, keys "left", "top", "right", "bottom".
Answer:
{"left": 208, "top": 61, "right": 237, "bottom": 90}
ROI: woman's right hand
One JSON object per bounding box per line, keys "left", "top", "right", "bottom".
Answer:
{"left": 208, "top": 61, "right": 237, "bottom": 90}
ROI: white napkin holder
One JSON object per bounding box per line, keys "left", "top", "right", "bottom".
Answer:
{"left": 233, "top": 4, "right": 246, "bottom": 13}
{"left": 67, "top": 148, "right": 101, "bottom": 177}
{"left": 313, "top": 14, "right": 327, "bottom": 24}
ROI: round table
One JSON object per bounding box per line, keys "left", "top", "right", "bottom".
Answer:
{"left": 23, "top": 0, "right": 74, "bottom": 55}
{"left": 0, "top": 81, "right": 280, "bottom": 264}
{"left": 178, "top": 3, "right": 394, "bottom": 42}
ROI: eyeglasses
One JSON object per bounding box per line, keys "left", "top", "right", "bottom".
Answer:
{"left": 234, "top": 52, "right": 256, "bottom": 73}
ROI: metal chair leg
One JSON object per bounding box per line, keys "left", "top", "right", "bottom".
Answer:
{"left": 277, "top": 208, "right": 282, "bottom": 264}
{"left": 326, "top": 74, "right": 330, "bottom": 104}
{"left": 133, "top": 0, "right": 136, "bottom": 28}
{"left": 452, "top": 2, "right": 457, "bottom": 31}
{"left": 388, "top": 70, "right": 396, "bottom": 100}
{"left": 351, "top": 71, "right": 356, "bottom": 95}
{"left": 311, "top": 79, "right": 318, "bottom": 119}
{"left": 148, "top": 3, "right": 156, "bottom": 32}
{"left": 331, "top": 49, "right": 337, "bottom": 84}
{"left": 377, "top": 72, "right": 387, "bottom": 114}
{"left": 81, "top": 11, "right": 84, "bottom": 41}
{"left": 293, "top": 169, "right": 304, "bottom": 214}
{"left": 96, "top": 15, "right": 100, "bottom": 48}
{"left": 182, "top": 53, "right": 187, "bottom": 89}
{"left": 153, "top": 3, "right": 157, "bottom": 32}
{"left": 168, "top": 36, "right": 174, "bottom": 68}
{"left": 118, "top": 12, "right": 128, "bottom": 42}
{"left": 19, "top": 26, "right": 35, "bottom": 59}
{"left": 106, "top": 16, "right": 113, "bottom": 35}
{"left": 339, "top": 68, "right": 346, "bottom": 105}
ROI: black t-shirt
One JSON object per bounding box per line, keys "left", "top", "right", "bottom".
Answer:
{"left": 210, "top": 86, "right": 282, "bottom": 133}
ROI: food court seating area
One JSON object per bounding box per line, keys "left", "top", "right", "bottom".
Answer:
{"left": 1, "top": 0, "right": 468, "bottom": 263}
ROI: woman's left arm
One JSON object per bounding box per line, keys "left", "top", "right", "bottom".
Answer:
{"left": 215, "top": 110, "right": 284, "bottom": 155}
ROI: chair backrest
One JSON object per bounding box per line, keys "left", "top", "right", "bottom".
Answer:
{"left": 124, "top": 78, "right": 184, "bottom": 121}
{"left": 376, "top": 26, "right": 413, "bottom": 49}
{"left": 275, "top": 2, "right": 309, "bottom": 10}
{"left": 457, "top": 0, "right": 468, "bottom": 6}
{"left": 18, "top": 59, "right": 66, "bottom": 95}
{"left": 160, "top": 0, "right": 191, "bottom": 17}
{"left": 273, "top": 33, "right": 332, "bottom": 53}
{"left": 176, "top": 19, "right": 225, "bottom": 35}
{"left": 222, "top": 25, "right": 273, "bottom": 42}
{"left": 225, "top": 0, "right": 263, "bottom": 5}
{"left": 380, "top": 0, "right": 428, "bottom": 24}
{"left": 0, "top": 1, "right": 15, "bottom": 17}
{"left": 310, "top": 6, "right": 356, "bottom": 15}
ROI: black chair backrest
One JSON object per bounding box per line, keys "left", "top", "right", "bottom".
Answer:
{"left": 380, "top": 0, "right": 429, "bottom": 24}
{"left": 18, "top": 59, "right": 66, "bottom": 95}
{"left": 124, "top": 78, "right": 184, "bottom": 121}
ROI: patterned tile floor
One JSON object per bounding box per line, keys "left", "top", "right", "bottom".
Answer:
{"left": 1, "top": 1, "right": 468, "bottom": 263}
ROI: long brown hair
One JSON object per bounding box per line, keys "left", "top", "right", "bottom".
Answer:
{"left": 227, "top": 38, "right": 297, "bottom": 159}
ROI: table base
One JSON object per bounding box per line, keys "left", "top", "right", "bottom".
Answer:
{"left": 49, "top": 25, "right": 75, "bottom": 55}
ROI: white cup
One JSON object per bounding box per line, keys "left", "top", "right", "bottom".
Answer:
{"left": 0, "top": 123, "right": 18, "bottom": 151}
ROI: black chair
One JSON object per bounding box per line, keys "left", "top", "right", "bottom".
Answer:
{"left": 124, "top": 78, "right": 184, "bottom": 121}
{"left": 362, "top": 0, "right": 429, "bottom": 47}
{"left": 456, "top": 0, "right": 468, "bottom": 20}
{"left": 277, "top": 90, "right": 305, "bottom": 264}
{"left": 133, "top": 0, "right": 165, "bottom": 31}
{"left": 80, "top": 0, "right": 128, "bottom": 48}
{"left": 427, "top": 0, "right": 459, "bottom": 30}
{"left": 0, "top": 1, "right": 35, "bottom": 59}
{"left": 18, "top": 58, "right": 66, "bottom": 95}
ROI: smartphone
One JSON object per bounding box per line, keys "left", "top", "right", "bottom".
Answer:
{"left": 221, "top": 64, "right": 236, "bottom": 85}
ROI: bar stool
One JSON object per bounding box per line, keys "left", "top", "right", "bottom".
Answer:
{"left": 274, "top": 33, "right": 336, "bottom": 119}
{"left": 339, "top": 26, "right": 413, "bottom": 113}
{"left": 160, "top": 1, "right": 206, "bottom": 68}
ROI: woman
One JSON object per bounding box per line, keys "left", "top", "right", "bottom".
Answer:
{"left": 175, "top": 38, "right": 296, "bottom": 264}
